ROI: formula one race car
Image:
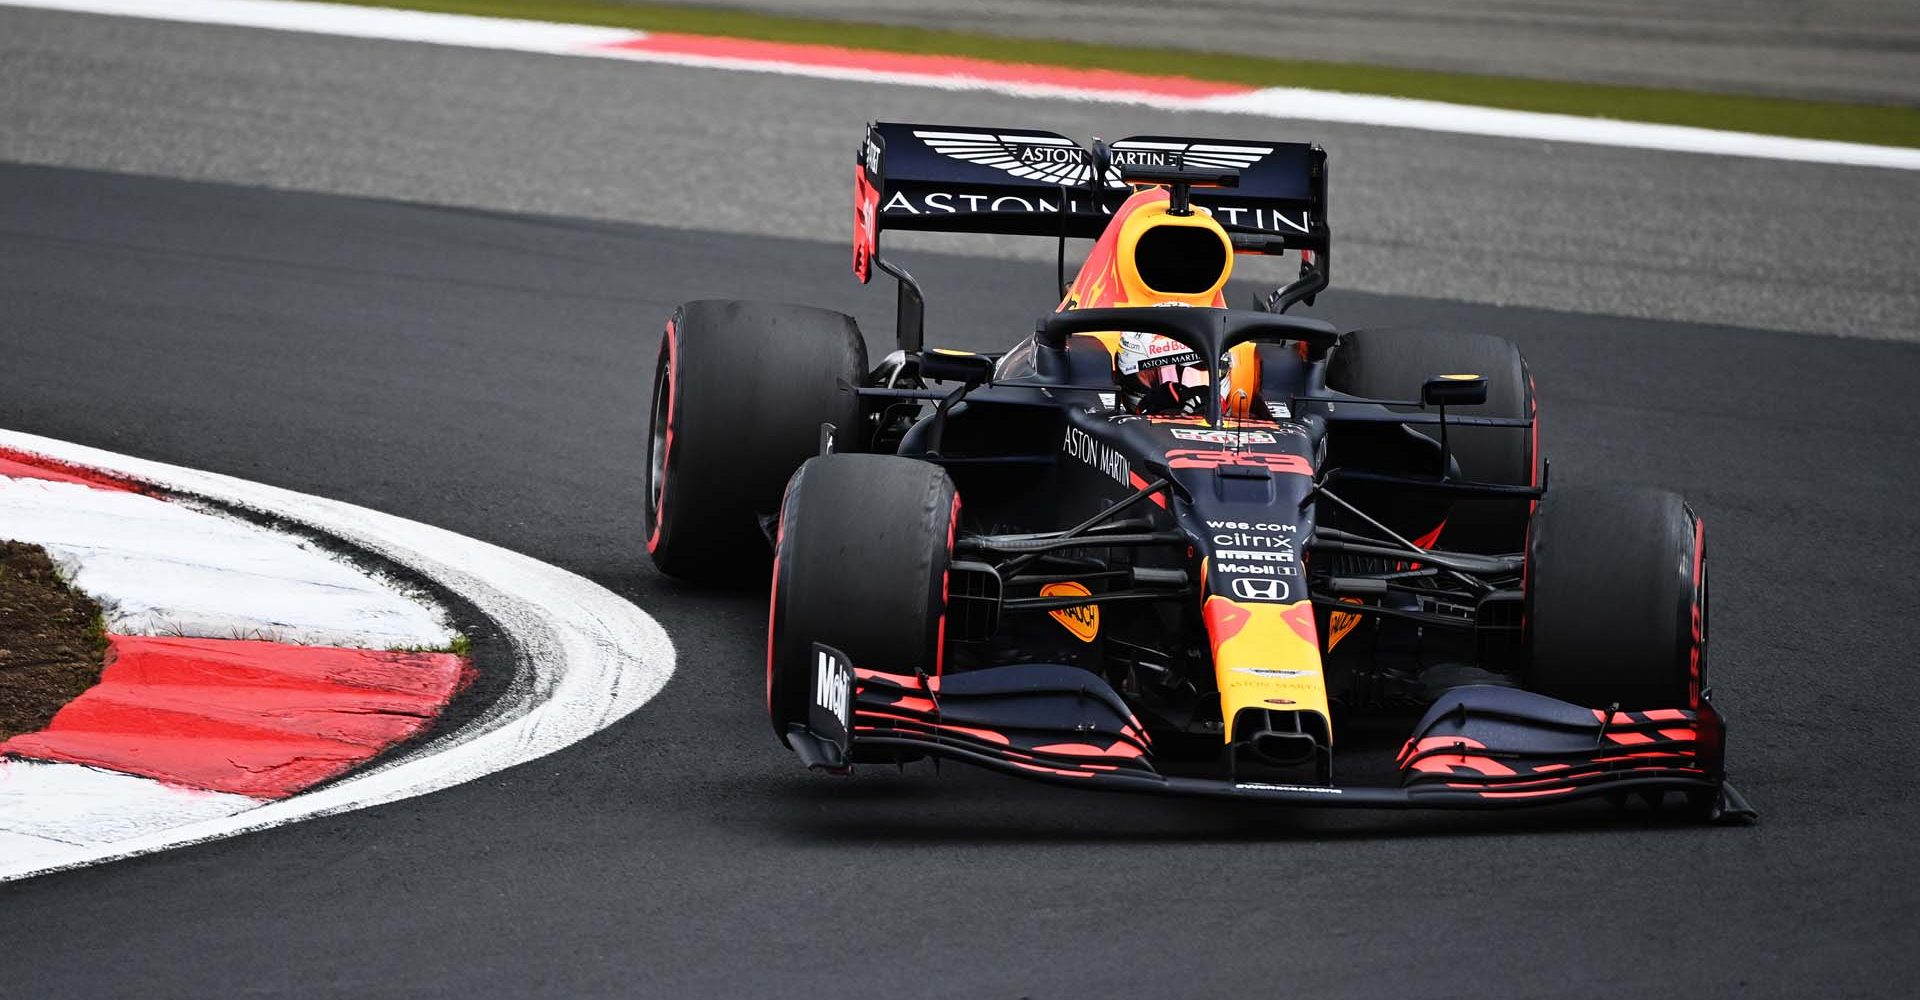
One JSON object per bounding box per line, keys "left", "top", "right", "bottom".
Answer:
{"left": 644, "top": 122, "right": 1754, "bottom": 822}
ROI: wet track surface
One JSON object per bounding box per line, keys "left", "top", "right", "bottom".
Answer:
{"left": 3, "top": 162, "right": 1918, "bottom": 997}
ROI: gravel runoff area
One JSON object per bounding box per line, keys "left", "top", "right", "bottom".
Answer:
{"left": 2, "top": 5, "right": 1918, "bottom": 341}
{"left": 637, "top": 0, "right": 1920, "bottom": 105}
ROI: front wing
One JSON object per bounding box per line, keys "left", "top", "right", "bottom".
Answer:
{"left": 789, "top": 644, "right": 1756, "bottom": 822}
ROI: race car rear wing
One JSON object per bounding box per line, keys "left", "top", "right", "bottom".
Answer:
{"left": 853, "top": 121, "right": 1333, "bottom": 349}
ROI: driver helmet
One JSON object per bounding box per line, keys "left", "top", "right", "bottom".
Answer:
{"left": 1116, "top": 330, "right": 1230, "bottom": 415}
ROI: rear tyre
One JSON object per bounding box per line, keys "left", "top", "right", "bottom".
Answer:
{"left": 1326, "top": 328, "right": 1536, "bottom": 552}
{"left": 767, "top": 454, "right": 958, "bottom": 744}
{"left": 1524, "top": 487, "right": 1704, "bottom": 710}
{"left": 645, "top": 300, "right": 867, "bottom": 583}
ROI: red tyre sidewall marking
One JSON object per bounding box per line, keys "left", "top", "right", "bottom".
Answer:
{"left": 1520, "top": 369, "right": 1539, "bottom": 628}
{"left": 935, "top": 491, "right": 960, "bottom": 680}
{"left": 766, "top": 526, "right": 783, "bottom": 718}
{"left": 766, "top": 462, "right": 803, "bottom": 722}
{"left": 1527, "top": 368, "right": 1540, "bottom": 494}
{"left": 645, "top": 316, "right": 678, "bottom": 555}
{"left": 1690, "top": 518, "right": 1706, "bottom": 709}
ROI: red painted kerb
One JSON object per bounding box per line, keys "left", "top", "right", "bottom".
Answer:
{"left": 0, "top": 450, "right": 472, "bottom": 799}
{"left": 600, "top": 32, "right": 1255, "bottom": 99}
{"left": 0, "top": 448, "right": 144, "bottom": 493}
{"left": 3, "top": 636, "right": 471, "bottom": 798}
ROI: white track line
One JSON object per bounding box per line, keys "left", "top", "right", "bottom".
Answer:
{"left": 8, "top": 0, "right": 635, "bottom": 50}
{"left": 0, "top": 428, "right": 676, "bottom": 882}
{"left": 4, "top": 0, "right": 1916, "bottom": 171}
{"left": 0, "top": 762, "right": 263, "bottom": 869}
{"left": 1197, "top": 88, "right": 1920, "bottom": 172}
{"left": 0, "top": 475, "right": 456, "bottom": 647}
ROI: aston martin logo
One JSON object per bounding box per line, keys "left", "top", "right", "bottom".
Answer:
{"left": 1108, "top": 139, "right": 1274, "bottom": 173}
{"left": 914, "top": 130, "right": 1120, "bottom": 186}
{"left": 913, "top": 130, "right": 1274, "bottom": 187}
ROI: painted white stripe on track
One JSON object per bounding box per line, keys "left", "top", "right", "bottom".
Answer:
{"left": 2, "top": 0, "right": 1917, "bottom": 170}
{"left": 1195, "top": 88, "right": 1920, "bottom": 172}
{"left": 0, "top": 761, "right": 263, "bottom": 868}
{"left": 6, "top": 0, "right": 637, "bottom": 50}
{"left": 0, "top": 429, "right": 676, "bottom": 882}
{"left": 0, "top": 475, "right": 456, "bottom": 648}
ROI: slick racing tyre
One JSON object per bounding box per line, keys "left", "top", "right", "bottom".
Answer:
{"left": 766, "top": 454, "right": 957, "bottom": 745}
{"left": 1524, "top": 487, "right": 1705, "bottom": 710}
{"left": 645, "top": 300, "right": 867, "bottom": 583}
{"left": 1326, "top": 328, "right": 1536, "bottom": 553}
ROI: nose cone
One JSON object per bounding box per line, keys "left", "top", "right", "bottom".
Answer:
{"left": 1203, "top": 593, "right": 1330, "bottom": 745}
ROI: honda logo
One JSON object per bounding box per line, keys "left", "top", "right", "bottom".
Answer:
{"left": 1228, "top": 577, "right": 1290, "bottom": 602}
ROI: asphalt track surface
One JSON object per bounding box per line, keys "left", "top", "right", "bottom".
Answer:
{"left": 660, "top": 0, "right": 1920, "bottom": 104}
{"left": 4, "top": 161, "right": 1919, "bottom": 998}
{"left": 6, "top": 5, "right": 1920, "bottom": 342}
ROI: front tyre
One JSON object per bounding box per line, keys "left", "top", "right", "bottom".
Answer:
{"left": 1524, "top": 486, "right": 1705, "bottom": 710}
{"left": 645, "top": 300, "right": 867, "bottom": 583}
{"left": 767, "top": 455, "right": 957, "bottom": 744}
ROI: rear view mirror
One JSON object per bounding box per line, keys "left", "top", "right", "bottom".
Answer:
{"left": 923, "top": 349, "right": 996, "bottom": 386}
{"left": 1422, "top": 373, "right": 1488, "bottom": 408}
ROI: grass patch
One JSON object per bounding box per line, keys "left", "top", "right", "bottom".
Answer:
{"left": 86, "top": 609, "right": 109, "bottom": 656}
{"left": 324, "top": 0, "right": 1920, "bottom": 148}
{"left": 388, "top": 633, "right": 472, "bottom": 656}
